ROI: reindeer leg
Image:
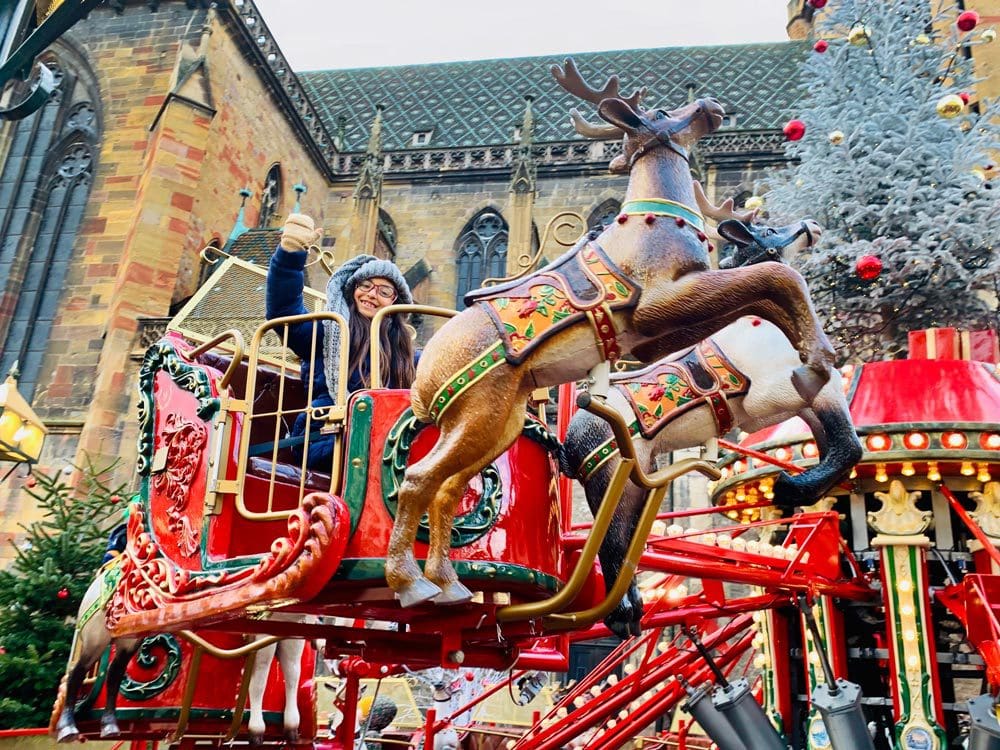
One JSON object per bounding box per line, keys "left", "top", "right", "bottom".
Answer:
{"left": 56, "top": 662, "right": 88, "bottom": 743}
{"left": 631, "top": 263, "right": 835, "bottom": 394}
{"left": 100, "top": 638, "right": 140, "bottom": 738}
{"left": 773, "top": 380, "right": 862, "bottom": 510}
{"left": 276, "top": 639, "right": 304, "bottom": 743}
{"left": 247, "top": 639, "right": 278, "bottom": 745}
{"left": 424, "top": 403, "right": 529, "bottom": 605}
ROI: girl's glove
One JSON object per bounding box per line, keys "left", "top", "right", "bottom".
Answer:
{"left": 280, "top": 213, "right": 322, "bottom": 252}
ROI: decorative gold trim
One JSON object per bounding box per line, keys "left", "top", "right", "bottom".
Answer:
{"left": 868, "top": 480, "right": 931, "bottom": 537}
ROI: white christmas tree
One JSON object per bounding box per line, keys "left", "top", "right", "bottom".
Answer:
{"left": 763, "top": 0, "right": 1000, "bottom": 362}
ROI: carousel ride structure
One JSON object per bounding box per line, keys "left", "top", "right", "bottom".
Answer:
{"left": 44, "top": 61, "right": 1000, "bottom": 750}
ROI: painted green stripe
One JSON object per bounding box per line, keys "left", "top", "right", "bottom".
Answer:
{"left": 344, "top": 395, "right": 373, "bottom": 535}
{"left": 621, "top": 199, "right": 705, "bottom": 232}
{"left": 335, "top": 557, "right": 562, "bottom": 592}
{"left": 429, "top": 342, "right": 506, "bottom": 422}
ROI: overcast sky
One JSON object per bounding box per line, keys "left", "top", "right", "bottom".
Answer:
{"left": 251, "top": 1, "right": 791, "bottom": 71}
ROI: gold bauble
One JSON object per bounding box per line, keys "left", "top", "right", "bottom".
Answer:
{"left": 973, "top": 167, "right": 988, "bottom": 181}
{"left": 828, "top": 130, "right": 845, "bottom": 145}
{"left": 914, "top": 33, "right": 931, "bottom": 45}
{"left": 936, "top": 93, "right": 965, "bottom": 118}
{"left": 744, "top": 196, "right": 765, "bottom": 211}
{"left": 983, "top": 29, "right": 997, "bottom": 43}
{"left": 848, "top": 25, "right": 871, "bottom": 45}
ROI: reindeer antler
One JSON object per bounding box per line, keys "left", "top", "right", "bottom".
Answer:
{"left": 552, "top": 58, "right": 647, "bottom": 139}
{"left": 551, "top": 58, "right": 645, "bottom": 109}
{"left": 693, "top": 181, "right": 759, "bottom": 224}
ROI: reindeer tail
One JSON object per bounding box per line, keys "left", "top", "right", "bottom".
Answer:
{"left": 48, "top": 672, "right": 69, "bottom": 738}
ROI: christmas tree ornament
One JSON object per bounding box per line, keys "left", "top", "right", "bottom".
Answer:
{"left": 972, "top": 167, "right": 987, "bottom": 181}
{"left": 957, "top": 10, "right": 980, "bottom": 32}
{"left": 828, "top": 130, "right": 845, "bottom": 145}
{"left": 809, "top": 0, "right": 828, "bottom": 7}
{"left": 983, "top": 29, "right": 997, "bottom": 43}
{"left": 914, "top": 33, "right": 931, "bottom": 44}
{"left": 814, "top": 39, "right": 829, "bottom": 53}
{"left": 848, "top": 24, "right": 871, "bottom": 46}
{"left": 57, "top": 587, "right": 69, "bottom": 599}
{"left": 109, "top": 494, "right": 122, "bottom": 504}
{"left": 855, "top": 255, "right": 883, "bottom": 281}
{"left": 744, "top": 196, "right": 765, "bottom": 211}
{"left": 936, "top": 93, "right": 965, "bottom": 118}
{"left": 783, "top": 119, "right": 807, "bottom": 140}
{"left": 25, "top": 476, "right": 36, "bottom": 488}
{"left": 959, "top": 92, "right": 971, "bottom": 104}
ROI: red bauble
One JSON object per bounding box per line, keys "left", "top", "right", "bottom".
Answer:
{"left": 959, "top": 92, "right": 971, "bottom": 104}
{"left": 814, "top": 39, "right": 829, "bottom": 53}
{"left": 855, "top": 255, "right": 883, "bottom": 281}
{"left": 109, "top": 494, "right": 122, "bottom": 505}
{"left": 957, "top": 10, "right": 980, "bottom": 32}
{"left": 25, "top": 476, "right": 36, "bottom": 488}
{"left": 810, "top": 0, "right": 828, "bottom": 7}
{"left": 783, "top": 119, "right": 807, "bottom": 141}
{"left": 57, "top": 587, "right": 70, "bottom": 600}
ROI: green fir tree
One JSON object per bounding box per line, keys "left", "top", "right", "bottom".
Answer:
{"left": 0, "top": 460, "right": 126, "bottom": 728}
{"left": 764, "top": 0, "right": 1000, "bottom": 362}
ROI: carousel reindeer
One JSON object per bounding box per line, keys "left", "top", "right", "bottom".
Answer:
{"left": 386, "top": 59, "right": 835, "bottom": 606}
{"left": 560, "top": 212, "right": 863, "bottom": 638}
{"left": 51, "top": 562, "right": 309, "bottom": 744}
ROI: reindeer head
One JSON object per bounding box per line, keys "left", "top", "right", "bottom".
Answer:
{"left": 716, "top": 218, "right": 823, "bottom": 268}
{"left": 552, "top": 59, "right": 724, "bottom": 174}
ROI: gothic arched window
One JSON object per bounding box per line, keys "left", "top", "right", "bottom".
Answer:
{"left": 258, "top": 163, "right": 282, "bottom": 228}
{"left": 376, "top": 208, "right": 397, "bottom": 260}
{"left": 455, "top": 209, "right": 508, "bottom": 307}
{"left": 0, "top": 48, "right": 99, "bottom": 403}
{"left": 588, "top": 199, "right": 621, "bottom": 231}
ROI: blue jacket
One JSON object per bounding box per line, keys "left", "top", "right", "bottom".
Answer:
{"left": 265, "top": 247, "right": 416, "bottom": 468}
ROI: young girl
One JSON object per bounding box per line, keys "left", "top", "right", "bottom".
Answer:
{"left": 266, "top": 214, "right": 416, "bottom": 468}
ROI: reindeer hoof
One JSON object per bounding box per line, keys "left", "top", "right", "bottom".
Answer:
{"left": 56, "top": 725, "right": 80, "bottom": 743}
{"left": 433, "top": 581, "right": 474, "bottom": 605}
{"left": 791, "top": 365, "right": 828, "bottom": 402}
{"left": 99, "top": 719, "right": 121, "bottom": 738}
{"left": 248, "top": 734, "right": 264, "bottom": 747}
{"left": 394, "top": 577, "right": 443, "bottom": 607}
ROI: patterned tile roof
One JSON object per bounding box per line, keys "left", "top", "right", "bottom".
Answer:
{"left": 229, "top": 228, "right": 281, "bottom": 267}
{"left": 299, "top": 42, "right": 806, "bottom": 152}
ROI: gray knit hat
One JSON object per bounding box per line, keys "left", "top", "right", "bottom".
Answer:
{"left": 323, "top": 254, "right": 413, "bottom": 400}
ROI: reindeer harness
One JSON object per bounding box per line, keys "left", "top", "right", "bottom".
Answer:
{"left": 576, "top": 339, "right": 750, "bottom": 482}
{"left": 428, "top": 243, "right": 641, "bottom": 423}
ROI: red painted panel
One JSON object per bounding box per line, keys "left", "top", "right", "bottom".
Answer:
{"left": 849, "top": 360, "right": 1000, "bottom": 426}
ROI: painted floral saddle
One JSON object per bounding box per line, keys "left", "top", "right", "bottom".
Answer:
{"left": 464, "top": 241, "right": 642, "bottom": 365}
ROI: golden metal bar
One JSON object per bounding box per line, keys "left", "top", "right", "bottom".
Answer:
{"left": 496, "top": 457, "right": 635, "bottom": 623}
{"left": 235, "top": 312, "right": 349, "bottom": 520}
{"left": 577, "top": 392, "right": 722, "bottom": 486}
{"left": 368, "top": 304, "right": 458, "bottom": 388}
{"left": 224, "top": 651, "right": 259, "bottom": 741}
{"left": 544, "top": 484, "right": 668, "bottom": 630}
{"left": 177, "top": 629, "right": 283, "bottom": 659}
{"left": 166, "top": 642, "right": 203, "bottom": 744}
{"left": 186, "top": 328, "right": 246, "bottom": 391}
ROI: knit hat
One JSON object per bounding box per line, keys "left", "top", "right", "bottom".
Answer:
{"left": 323, "top": 254, "right": 413, "bottom": 400}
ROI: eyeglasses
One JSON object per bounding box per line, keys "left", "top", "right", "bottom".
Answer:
{"left": 356, "top": 279, "right": 398, "bottom": 301}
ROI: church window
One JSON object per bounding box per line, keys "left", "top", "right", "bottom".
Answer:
{"left": 588, "top": 199, "right": 621, "bottom": 230}
{"left": 0, "top": 50, "right": 99, "bottom": 403}
{"left": 258, "top": 163, "right": 281, "bottom": 228}
{"left": 455, "top": 210, "right": 508, "bottom": 307}
{"left": 411, "top": 130, "right": 432, "bottom": 146}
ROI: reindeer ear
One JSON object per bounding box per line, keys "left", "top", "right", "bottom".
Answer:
{"left": 716, "top": 219, "right": 755, "bottom": 247}
{"left": 608, "top": 154, "right": 629, "bottom": 173}
{"left": 597, "top": 98, "right": 644, "bottom": 133}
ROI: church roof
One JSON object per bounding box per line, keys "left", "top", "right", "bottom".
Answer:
{"left": 299, "top": 42, "right": 807, "bottom": 152}
{"left": 229, "top": 228, "right": 282, "bottom": 267}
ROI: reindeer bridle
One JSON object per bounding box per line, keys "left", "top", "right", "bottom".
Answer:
{"left": 627, "top": 104, "right": 714, "bottom": 168}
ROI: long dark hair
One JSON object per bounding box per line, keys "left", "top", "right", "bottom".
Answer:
{"left": 346, "top": 296, "right": 416, "bottom": 389}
